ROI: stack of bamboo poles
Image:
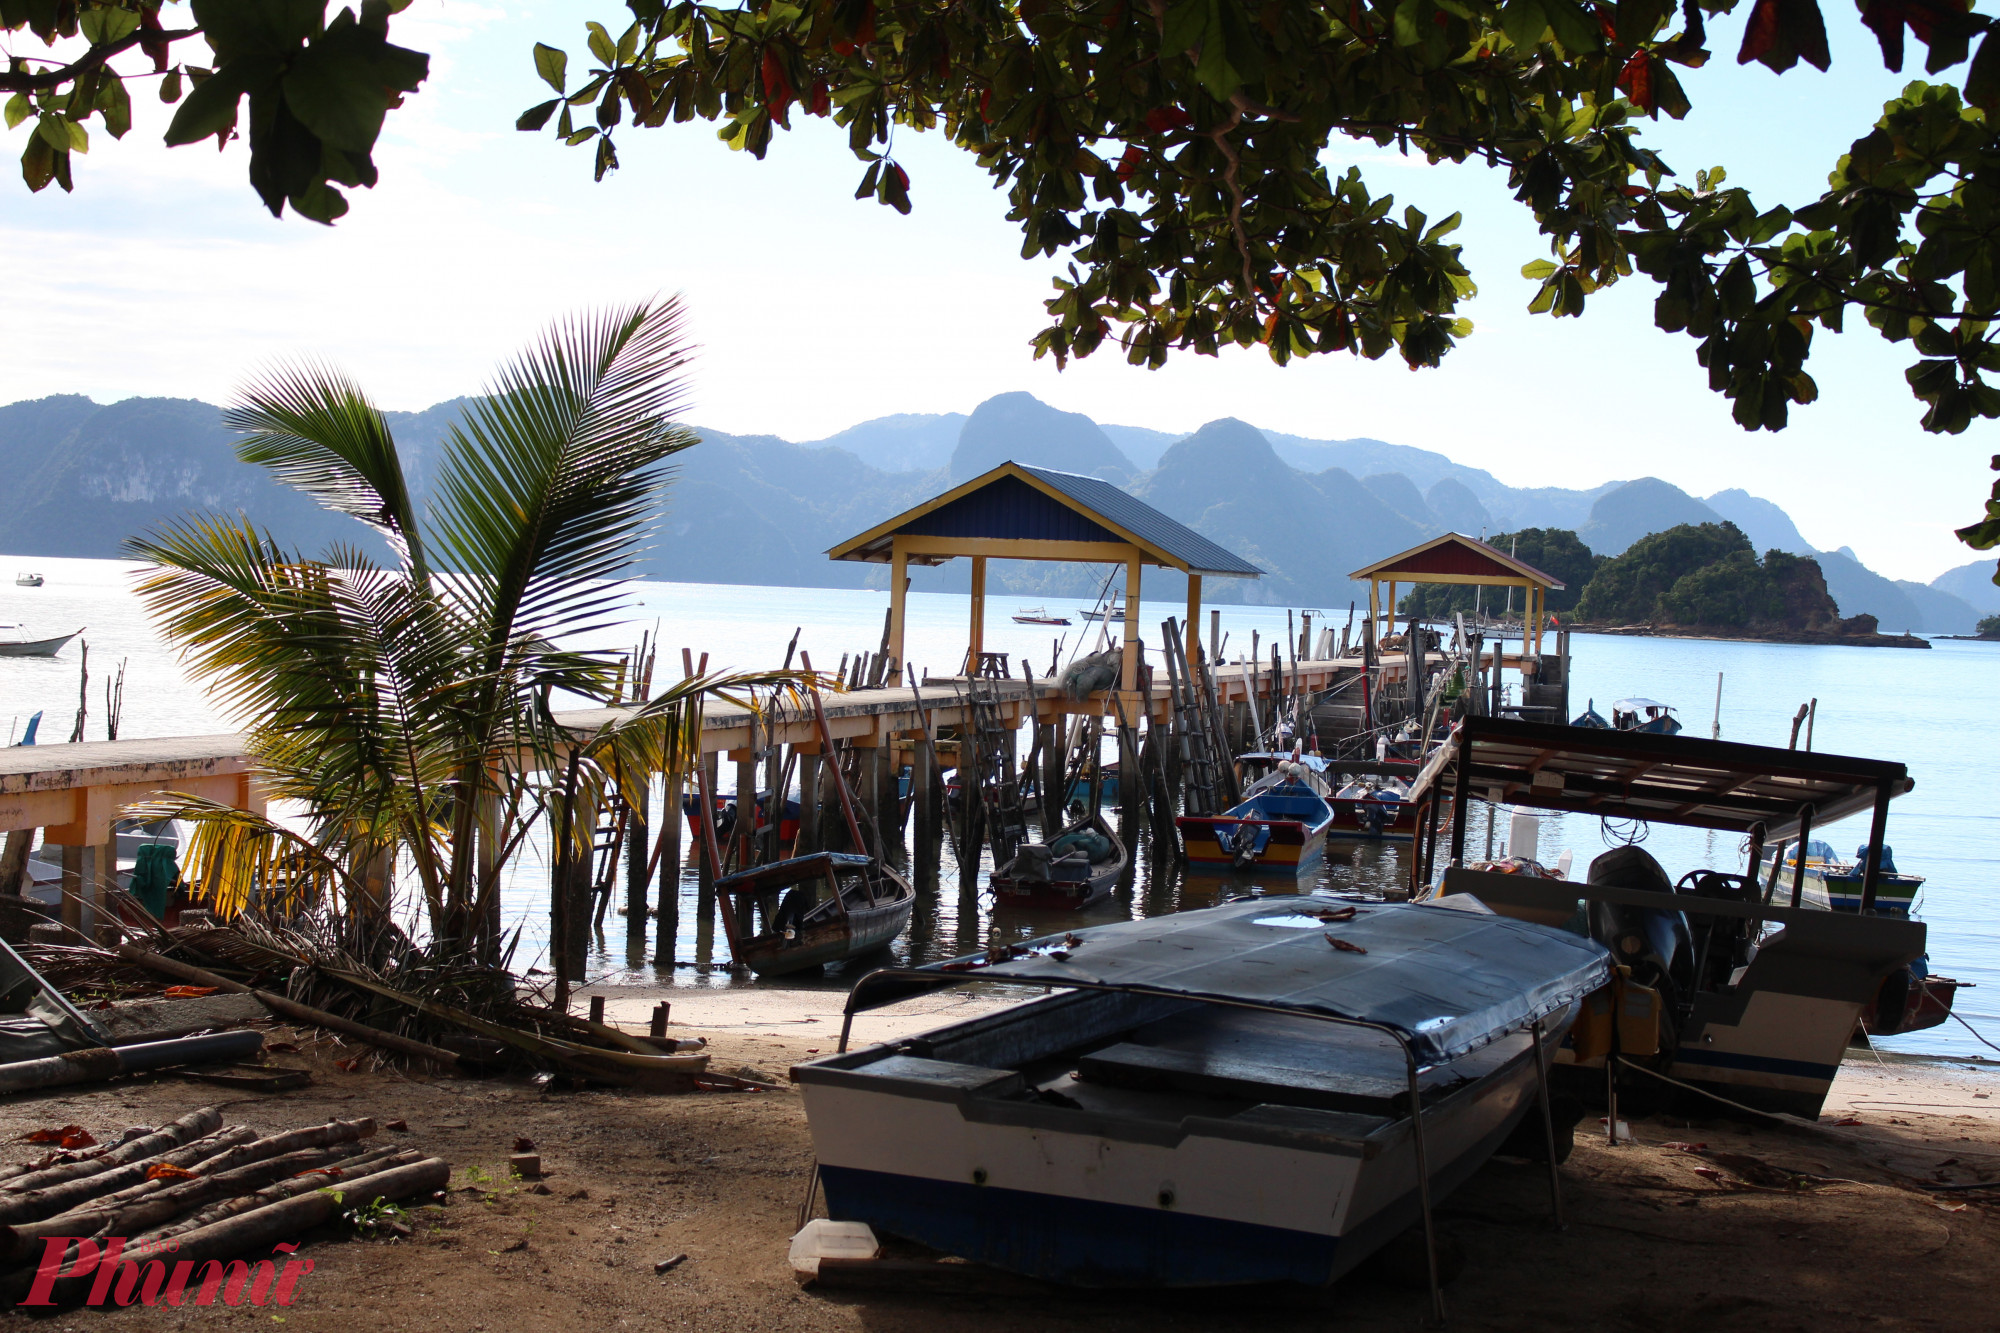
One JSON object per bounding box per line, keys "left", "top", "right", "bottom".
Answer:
{"left": 0, "top": 1105, "right": 448, "bottom": 1305}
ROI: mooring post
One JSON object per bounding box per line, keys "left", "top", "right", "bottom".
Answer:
{"left": 625, "top": 770, "right": 650, "bottom": 936}
{"left": 912, "top": 739, "right": 940, "bottom": 890}
{"left": 697, "top": 752, "right": 719, "bottom": 900}
{"left": 733, "top": 750, "right": 759, "bottom": 870}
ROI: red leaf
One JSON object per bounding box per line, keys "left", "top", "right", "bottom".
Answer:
{"left": 810, "top": 79, "right": 830, "bottom": 116}
{"left": 891, "top": 164, "right": 910, "bottom": 190}
{"left": 58, "top": 1128, "right": 97, "bottom": 1150}
{"left": 1596, "top": 3, "right": 1619, "bottom": 40}
{"left": 1617, "top": 49, "right": 1656, "bottom": 112}
{"left": 139, "top": 5, "right": 170, "bottom": 73}
{"left": 760, "top": 49, "right": 794, "bottom": 114}
{"left": 1144, "top": 105, "right": 1191, "bottom": 133}
{"left": 856, "top": 1, "right": 877, "bottom": 45}
{"left": 147, "top": 1163, "right": 198, "bottom": 1181}
{"left": 1738, "top": 0, "right": 1783, "bottom": 64}
{"left": 1325, "top": 934, "right": 1368, "bottom": 954}
{"left": 1115, "top": 144, "right": 1144, "bottom": 181}
{"left": 163, "top": 985, "right": 219, "bottom": 999}
{"left": 23, "top": 1125, "right": 90, "bottom": 1146}
{"left": 979, "top": 88, "right": 992, "bottom": 118}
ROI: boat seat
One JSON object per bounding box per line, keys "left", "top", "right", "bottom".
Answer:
{"left": 1076, "top": 1042, "right": 1413, "bottom": 1115}
{"left": 1076, "top": 1008, "right": 1462, "bottom": 1115}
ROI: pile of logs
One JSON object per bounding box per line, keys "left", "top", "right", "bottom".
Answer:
{"left": 0, "top": 1106, "right": 448, "bottom": 1306}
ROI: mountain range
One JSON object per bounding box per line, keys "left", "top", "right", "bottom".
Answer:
{"left": 0, "top": 390, "right": 1986, "bottom": 633}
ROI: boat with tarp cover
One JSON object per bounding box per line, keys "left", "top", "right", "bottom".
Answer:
{"left": 793, "top": 898, "right": 1610, "bottom": 1315}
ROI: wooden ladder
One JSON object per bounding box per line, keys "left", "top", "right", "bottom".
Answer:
{"left": 1161, "top": 618, "right": 1224, "bottom": 817}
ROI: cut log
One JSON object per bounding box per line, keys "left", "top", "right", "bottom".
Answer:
{"left": 0, "top": 1141, "right": 376, "bottom": 1262}
{"left": 147, "top": 1147, "right": 422, "bottom": 1241}
{"left": 61, "top": 1126, "right": 260, "bottom": 1214}
{"left": 0, "top": 1107, "right": 221, "bottom": 1196}
{"left": 0, "top": 1031, "right": 265, "bottom": 1096}
{"left": 0, "top": 1117, "right": 372, "bottom": 1228}
{"left": 115, "top": 945, "right": 461, "bottom": 1069}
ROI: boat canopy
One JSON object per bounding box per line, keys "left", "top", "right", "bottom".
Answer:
{"left": 845, "top": 898, "right": 1609, "bottom": 1066}
{"left": 1611, "top": 698, "right": 1672, "bottom": 712}
{"left": 1235, "top": 752, "right": 1330, "bottom": 773}
{"left": 1408, "top": 716, "right": 1913, "bottom": 840}
{"left": 715, "top": 850, "right": 874, "bottom": 891}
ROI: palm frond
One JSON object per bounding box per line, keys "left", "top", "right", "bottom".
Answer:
{"left": 227, "top": 361, "right": 428, "bottom": 575}
{"left": 122, "top": 795, "right": 364, "bottom": 918}
{"left": 426, "top": 298, "right": 699, "bottom": 659}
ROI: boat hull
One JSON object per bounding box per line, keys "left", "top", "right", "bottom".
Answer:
{"left": 802, "top": 1022, "right": 1562, "bottom": 1288}
{"left": 739, "top": 894, "right": 913, "bottom": 976}
{"left": 0, "top": 631, "right": 78, "bottom": 658}
{"left": 1326, "top": 797, "right": 1417, "bottom": 842}
{"left": 1177, "top": 816, "right": 1327, "bottom": 872}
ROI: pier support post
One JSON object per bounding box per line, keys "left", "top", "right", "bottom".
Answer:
{"left": 696, "top": 753, "right": 719, "bottom": 895}
{"left": 733, "top": 751, "right": 758, "bottom": 870}
{"left": 656, "top": 768, "right": 682, "bottom": 964}
{"left": 59, "top": 845, "right": 84, "bottom": 938}
{"left": 913, "top": 740, "right": 940, "bottom": 890}
{"left": 625, "top": 772, "right": 650, "bottom": 936}
{"left": 1036, "top": 718, "right": 1063, "bottom": 833}
{"left": 795, "top": 751, "right": 822, "bottom": 855}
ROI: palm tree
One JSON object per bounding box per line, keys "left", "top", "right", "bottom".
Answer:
{"left": 125, "top": 298, "right": 793, "bottom": 974}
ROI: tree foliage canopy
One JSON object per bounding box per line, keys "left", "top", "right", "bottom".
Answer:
{"left": 1, "top": 0, "right": 427, "bottom": 221}
{"left": 1573, "top": 519, "right": 1845, "bottom": 626}
{"left": 525, "top": 0, "right": 2000, "bottom": 563}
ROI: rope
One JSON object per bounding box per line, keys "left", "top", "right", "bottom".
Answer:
{"left": 1950, "top": 1010, "right": 2000, "bottom": 1056}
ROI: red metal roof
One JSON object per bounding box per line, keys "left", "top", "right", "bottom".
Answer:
{"left": 1352, "top": 534, "right": 1563, "bottom": 588}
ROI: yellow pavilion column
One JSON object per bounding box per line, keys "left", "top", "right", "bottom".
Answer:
{"left": 1121, "top": 555, "right": 1142, "bottom": 695}
{"left": 1368, "top": 579, "right": 1379, "bottom": 644}
{"left": 887, "top": 543, "right": 909, "bottom": 687}
{"left": 967, "top": 555, "right": 987, "bottom": 677}
{"left": 1185, "top": 573, "right": 1202, "bottom": 665}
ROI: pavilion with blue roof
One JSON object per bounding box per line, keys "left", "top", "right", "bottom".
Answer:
{"left": 828, "top": 461, "right": 1263, "bottom": 695}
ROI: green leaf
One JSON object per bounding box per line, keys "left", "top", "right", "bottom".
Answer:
{"left": 78, "top": 3, "right": 140, "bottom": 45}
{"left": 19, "top": 132, "right": 54, "bottom": 192}
{"left": 585, "top": 21, "right": 616, "bottom": 67}
{"left": 282, "top": 22, "right": 429, "bottom": 154}
{"left": 192, "top": 0, "right": 324, "bottom": 59}
{"left": 163, "top": 59, "right": 265, "bottom": 146}
{"left": 1501, "top": 0, "right": 1548, "bottom": 47}
{"left": 534, "top": 42, "right": 568, "bottom": 94}
{"left": 3, "top": 93, "right": 29, "bottom": 130}
{"left": 1967, "top": 30, "right": 2000, "bottom": 113}
{"left": 516, "top": 98, "right": 560, "bottom": 132}
{"left": 161, "top": 67, "right": 183, "bottom": 104}
{"left": 98, "top": 73, "right": 131, "bottom": 139}
{"left": 1521, "top": 259, "right": 1558, "bottom": 279}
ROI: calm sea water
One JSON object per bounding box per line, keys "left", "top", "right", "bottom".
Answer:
{"left": 2, "top": 556, "right": 1993, "bottom": 1058}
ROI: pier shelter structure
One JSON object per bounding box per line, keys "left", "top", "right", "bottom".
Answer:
{"left": 1351, "top": 533, "right": 1564, "bottom": 657}
{"left": 827, "top": 461, "right": 1263, "bottom": 695}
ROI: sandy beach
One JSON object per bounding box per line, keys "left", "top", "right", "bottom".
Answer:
{"left": 0, "top": 982, "right": 1993, "bottom": 1331}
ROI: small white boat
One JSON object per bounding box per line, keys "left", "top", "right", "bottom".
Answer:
{"left": 0, "top": 624, "right": 82, "bottom": 658}
{"left": 1078, "top": 601, "right": 1126, "bottom": 622}
{"left": 1010, "top": 606, "right": 1072, "bottom": 626}
{"left": 14, "top": 573, "right": 42, "bottom": 587}
{"left": 796, "top": 898, "right": 1607, "bottom": 1306}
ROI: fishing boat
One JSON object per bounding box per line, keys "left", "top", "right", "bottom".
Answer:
{"left": 1571, "top": 698, "right": 1609, "bottom": 728}
{"left": 1411, "top": 716, "right": 1938, "bottom": 1116}
{"left": 793, "top": 898, "right": 1609, "bottom": 1308}
{"left": 713, "top": 851, "right": 916, "bottom": 976}
{"left": 1329, "top": 767, "right": 1421, "bottom": 841}
{"left": 1010, "top": 606, "right": 1072, "bottom": 626}
{"left": 1078, "top": 600, "right": 1126, "bottom": 622}
{"left": 0, "top": 625, "right": 81, "bottom": 658}
{"left": 708, "top": 675, "right": 917, "bottom": 977}
{"left": 1756, "top": 840, "right": 1961, "bottom": 1036}
{"left": 988, "top": 811, "right": 1126, "bottom": 910}
{"left": 13, "top": 573, "right": 42, "bottom": 587}
{"left": 1609, "top": 698, "right": 1681, "bottom": 734}
{"left": 1177, "top": 770, "right": 1336, "bottom": 873}
{"left": 1015, "top": 761, "right": 1119, "bottom": 811}
{"left": 684, "top": 790, "right": 801, "bottom": 849}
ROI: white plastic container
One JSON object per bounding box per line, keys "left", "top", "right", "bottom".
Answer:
{"left": 788, "top": 1219, "right": 879, "bottom": 1280}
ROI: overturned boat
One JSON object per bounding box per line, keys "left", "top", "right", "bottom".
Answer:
{"left": 793, "top": 898, "right": 1609, "bottom": 1308}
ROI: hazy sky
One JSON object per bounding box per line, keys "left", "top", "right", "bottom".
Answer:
{"left": 1, "top": 3, "right": 1991, "bottom": 582}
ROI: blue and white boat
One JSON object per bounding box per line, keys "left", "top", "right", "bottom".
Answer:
{"left": 793, "top": 899, "right": 1608, "bottom": 1306}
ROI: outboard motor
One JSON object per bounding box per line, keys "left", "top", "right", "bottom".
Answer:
{"left": 1675, "top": 870, "right": 1761, "bottom": 994}
{"left": 1587, "top": 845, "right": 1694, "bottom": 1021}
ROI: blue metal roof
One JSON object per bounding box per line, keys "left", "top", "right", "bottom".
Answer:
{"left": 1018, "top": 466, "right": 1263, "bottom": 577}
{"left": 828, "top": 462, "right": 1263, "bottom": 578}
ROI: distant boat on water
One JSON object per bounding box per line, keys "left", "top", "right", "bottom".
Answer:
{"left": 1011, "top": 606, "right": 1071, "bottom": 625}
{"left": 14, "top": 573, "right": 42, "bottom": 587}
{"left": 0, "top": 625, "right": 81, "bottom": 658}
{"left": 1078, "top": 600, "right": 1126, "bottom": 622}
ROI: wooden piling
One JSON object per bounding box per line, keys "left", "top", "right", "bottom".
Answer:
{"left": 625, "top": 772, "right": 650, "bottom": 935}
{"left": 733, "top": 751, "right": 758, "bottom": 870}
{"left": 794, "top": 750, "right": 822, "bottom": 855}
{"left": 912, "top": 741, "right": 940, "bottom": 890}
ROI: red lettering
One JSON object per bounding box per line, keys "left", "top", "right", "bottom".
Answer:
{"left": 162, "top": 1260, "right": 197, "bottom": 1306}
{"left": 193, "top": 1260, "right": 253, "bottom": 1306}
{"left": 21, "top": 1238, "right": 97, "bottom": 1307}
{"left": 271, "top": 1244, "right": 314, "bottom": 1306}
{"left": 112, "top": 1259, "right": 168, "bottom": 1306}
{"left": 85, "top": 1237, "right": 127, "bottom": 1306}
